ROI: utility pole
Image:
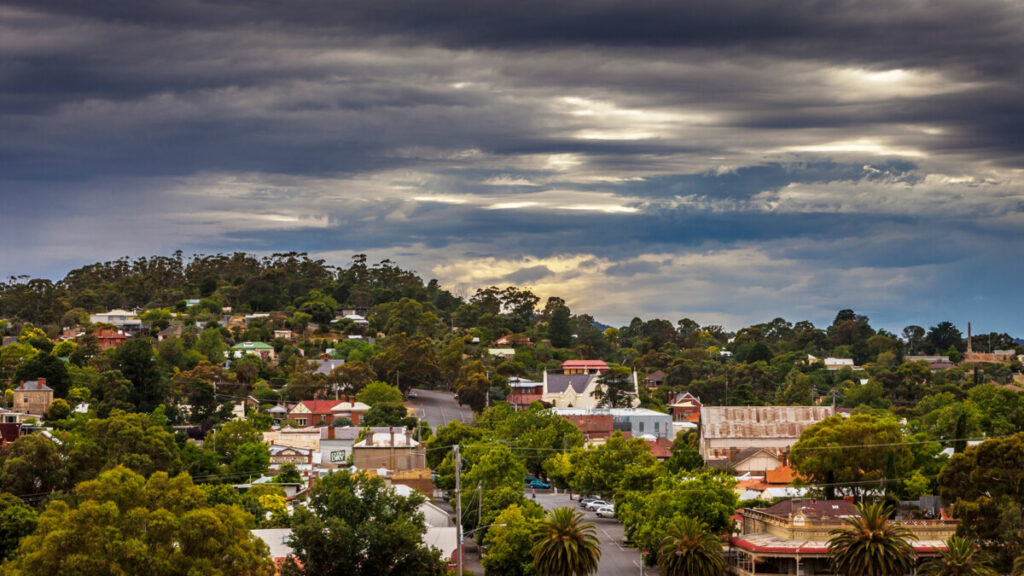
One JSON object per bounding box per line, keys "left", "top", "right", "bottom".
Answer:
{"left": 477, "top": 481, "right": 483, "bottom": 529}
{"left": 454, "top": 445, "right": 462, "bottom": 576}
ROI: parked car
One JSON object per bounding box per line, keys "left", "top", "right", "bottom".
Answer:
{"left": 586, "top": 500, "right": 611, "bottom": 511}
{"left": 528, "top": 479, "right": 551, "bottom": 489}
{"left": 525, "top": 475, "right": 540, "bottom": 485}
{"left": 579, "top": 497, "right": 601, "bottom": 508}
{"left": 594, "top": 505, "right": 615, "bottom": 518}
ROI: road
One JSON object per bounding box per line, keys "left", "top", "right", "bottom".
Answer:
{"left": 407, "top": 388, "right": 475, "bottom": 430}
{"left": 531, "top": 490, "right": 654, "bottom": 576}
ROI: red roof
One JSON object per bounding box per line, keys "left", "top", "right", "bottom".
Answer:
{"left": 646, "top": 438, "right": 673, "bottom": 459}
{"left": 561, "top": 360, "right": 610, "bottom": 369}
{"left": 297, "top": 400, "right": 342, "bottom": 414}
{"left": 94, "top": 329, "right": 127, "bottom": 339}
{"left": 765, "top": 465, "right": 797, "bottom": 485}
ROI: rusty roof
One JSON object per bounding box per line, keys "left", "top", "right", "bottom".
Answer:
{"left": 700, "top": 406, "right": 834, "bottom": 439}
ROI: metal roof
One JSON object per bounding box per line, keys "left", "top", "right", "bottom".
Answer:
{"left": 699, "top": 406, "right": 834, "bottom": 439}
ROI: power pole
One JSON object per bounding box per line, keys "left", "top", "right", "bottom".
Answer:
{"left": 477, "top": 481, "right": 483, "bottom": 529}
{"left": 454, "top": 445, "right": 462, "bottom": 576}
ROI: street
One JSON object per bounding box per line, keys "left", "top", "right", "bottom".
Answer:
{"left": 529, "top": 490, "right": 653, "bottom": 576}
{"left": 407, "top": 388, "right": 475, "bottom": 430}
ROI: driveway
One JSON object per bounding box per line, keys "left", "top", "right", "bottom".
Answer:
{"left": 407, "top": 388, "right": 475, "bottom": 430}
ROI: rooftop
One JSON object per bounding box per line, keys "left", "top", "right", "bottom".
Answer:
{"left": 232, "top": 341, "right": 274, "bottom": 349}
{"left": 699, "top": 406, "right": 835, "bottom": 439}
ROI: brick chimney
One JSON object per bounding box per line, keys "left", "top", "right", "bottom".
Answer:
{"left": 37, "top": 378, "right": 46, "bottom": 389}
{"left": 389, "top": 426, "right": 395, "bottom": 447}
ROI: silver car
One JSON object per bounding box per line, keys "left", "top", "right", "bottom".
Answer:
{"left": 594, "top": 505, "right": 615, "bottom": 518}
{"left": 585, "top": 500, "right": 611, "bottom": 511}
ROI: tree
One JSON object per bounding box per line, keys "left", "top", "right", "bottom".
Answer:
{"left": 0, "top": 435, "right": 65, "bottom": 496}
{"left": 919, "top": 535, "right": 997, "bottom": 576}
{"left": 273, "top": 463, "right": 302, "bottom": 484}
{"left": 482, "top": 504, "right": 540, "bottom": 576}
{"left": 592, "top": 366, "right": 636, "bottom": 408}
{"left": 13, "top": 352, "right": 70, "bottom": 398}
{"left": 531, "top": 507, "right": 601, "bottom": 576}
{"left": 356, "top": 380, "right": 404, "bottom": 407}
{"left": 547, "top": 301, "right": 572, "bottom": 348}
{"left": 371, "top": 334, "right": 441, "bottom": 394}
{"left": 64, "top": 410, "right": 182, "bottom": 484}
{"left": 790, "top": 414, "right": 912, "bottom": 499}
{"left": 0, "top": 493, "right": 37, "bottom": 561}
{"left": 657, "top": 516, "right": 727, "bottom": 576}
{"left": 2, "top": 466, "right": 274, "bottom": 576}
{"left": 664, "top": 430, "right": 703, "bottom": 474}
{"left": 44, "top": 398, "right": 70, "bottom": 421}
{"left": 114, "top": 338, "right": 166, "bottom": 412}
{"left": 927, "top": 321, "right": 964, "bottom": 354}
{"left": 616, "top": 471, "right": 737, "bottom": 560}
{"left": 827, "top": 501, "right": 915, "bottom": 576}
{"left": 569, "top": 432, "right": 655, "bottom": 499}
{"left": 282, "top": 470, "right": 447, "bottom": 576}
{"left": 455, "top": 361, "right": 491, "bottom": 413}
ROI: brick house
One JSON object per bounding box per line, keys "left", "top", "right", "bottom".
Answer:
{"left": 13, "top": 379, "right": 54, "bottom": 416}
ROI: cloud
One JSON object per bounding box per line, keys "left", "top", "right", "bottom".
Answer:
{"left": 2, "top": 1, "right": 1024, "bottom": 334}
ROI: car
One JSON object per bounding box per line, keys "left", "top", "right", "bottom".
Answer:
{"left": 594, "top": 505, "right": 615, "bottom": 518}
{"left": 586, "top": 500, "right": 611, "bottom": 511}
{"left": 407, "top": 391, "right": 418, "bottom": 399}
{"left": 524, "top": 475, "right": 540, "bottom": 484}
{"left": 579, "top": 497, "right": 599, "bottom": 508}
{"left": 528, "top": 479, "right": 550, "bottom": 489}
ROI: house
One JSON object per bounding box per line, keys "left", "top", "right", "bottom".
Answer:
{"left": 263, "top": 426, "right": 321, "bottom": 451}
{"left": 251, "top": 528, "right": 295, "bottom": 576}
{"left": 313, "top": 358, "right": 345, "bottom": 375}
{"left": 13, "top": 379, "right": 54, "bottom": 416}
{"left": 808, "top": 355, "right": 863, "bottom": 371}
{"left": 320, "top": 426, "right": 361, "bottom": 466}
{"left": 94, "top": 328, "right": 128, "bottom": 350}
{"left": 487, "top": 348, "right": 516, "bottom": 358}
{"left": 269, "top": 445, "right": 313, "bottom": 466}
{"left": 229, "top": 341, "right": 277, "bottom": 362}
{"left": 156, "top": 324, "right": 184, "bottom": 341}
{"left": 553, "top": 407, "right": 673, "bottom": 439}
{"left": 339, "top": 314, "right": 369, "bottom": 328}
{"left": 561, "top": 359, "right": 610, "bottom": 374}
{"left": 642, "top": 370, "right": 667, "bottom": 388}
{"left": 557, "top": 412, "right": 616, "bottom": 441}
{"left": 698, "top": 406, "right": 835, "bottom": 461}
{"left": 541, "top": 370, "right": 640, "bottom": 410}
{"left": 707, "top": 447, "right": 784, "bottom": 475}
{"left": 668, "top": 391, "right": 702, "bottom": 422}
{"left": 331, "top": 398, "right": 371, "bottom": 426}
{"left": 287, "top": 400, "right": 344, "bottom": 427}
{"left": 89, "top": 309, "right": 143, "bottom": 332}
{"left": 507, "top": 377, "right": 544, "bottom": 410}
{"left": 352, "top": 427, "right": 425, "bottom": 471}
{"left": 273, "top": 330, "right": 296, "bottom": 341}
{"left": 268, "top": 404, "right": 289, "bottom": 426}
{"left": 646, "top": 437, "right": 673, "bottom": 460}
{"left": 729, "top": 500, "right": 957, "bottom": 575}
{"left": 906, "top": 355, "right": 955, "bottom": 370}
{"left": 244, "top": 313, "right": 270, "bottom": 324}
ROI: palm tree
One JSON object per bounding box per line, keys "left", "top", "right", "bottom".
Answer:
{"left": 1013, "top": 553, "right": 1024, "bottom": 576}
{"left": 657, "top": 516, "right": 726, "bottom": 576}
{"left": 827, "top": 501, "right": 916, "bottom": 576}
{"left": 919, "top": 535, "right": 996, "bottom": 576}
{"left": 531, "top": 507, "right": 602, "bottom": 576}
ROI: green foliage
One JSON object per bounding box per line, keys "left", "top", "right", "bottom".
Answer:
{"left": 0, "top": 435, "right": 66, "bottom": 496}
{"left": 592, "top": 366, "right": 636, "bottom": 408}
{"left": 356, "top": 381, "right": 404, "bottom": 406}
{"left": 44, "top": 398, "right": 70, "bottom": 421}
{"left": 827, "top": 502, "right": 916, "bottom": 576}
{"left": 273, "top": 463, "right": 302, "bottom": 484}
{"left": 531, "top": 507, "right": 601, "bottom": 576}
{"left": 0, "top": 493, "right": 37, "bottom": 562}
{"left": 790, "top": 414, "right": 912, "bottom": 499}
{"left": 1, "top": 466, "right": 274, "bottom": 575}
{"left": 919, "top": 535, "right": 997, "bottom": 576}
{"left": 482, "top": 504, "right": 540, "bottom": 576}
{"left": 657, "top": 516, "right": 727, "bottom": 576}
{"left": 568, "top": 432, "right": 655, "bottom": 499}
{"left": 14, "top": 352, "right": 70, "bottom": 398}
{"left": 617, "top": 471, "right": 737, "bottom": 558}
{"left": 282, "top": 470, "right": 447, "bottom": 576}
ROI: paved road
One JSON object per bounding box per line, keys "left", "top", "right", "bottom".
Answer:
{"left": 407, "top": 388, "right": 475, "bottom": 430}
{"left": 532, "top": 490, "right": 654, "bottom": 576}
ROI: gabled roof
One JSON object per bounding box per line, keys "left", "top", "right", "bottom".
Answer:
{"left": 294, "top": 400, "right": 343, "bottom": 414}
{"left": 14, "top": 380, "right": 52, "bottom": 392}
{"left": 545, "top": 373, "right": 599, "bottom": 395}
{"left": 313, "top": 359, "right": 346, "bottom": 375}
{"left": 765, "top": 465, "right": 797, "bottom": 485}
{"left": 764, "top": 499, "right": 857, "bottom": 521}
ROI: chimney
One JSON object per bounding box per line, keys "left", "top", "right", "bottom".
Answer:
{"left": 37, "top": 378, "right": 46, "bottom": 389}
{"left": 967, "top": 322, "right": 973, "bottom": 353}
{"left": 389, "top": 426, "right": 395, "bottom": 447}
{"left": 367, "top": 430, "right": 374, "bottom": 447}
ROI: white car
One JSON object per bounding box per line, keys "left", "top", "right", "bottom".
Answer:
{"left": 585, "top": 500, "right": 611, "bottom": 511}
{"left": 594, "top": 505, "right": 615, "bottom": 518}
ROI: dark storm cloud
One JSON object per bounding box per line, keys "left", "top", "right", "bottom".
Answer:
{"left": 2, "top": 0, "right": 1024, "bottom": 331}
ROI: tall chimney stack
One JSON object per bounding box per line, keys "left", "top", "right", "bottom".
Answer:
{"left": 967, "top": 322, "right": 973, "bottom": 353}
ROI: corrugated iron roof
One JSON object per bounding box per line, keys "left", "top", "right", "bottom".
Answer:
{"left": 699, "top": 406, "right": 834, "bottom": 439}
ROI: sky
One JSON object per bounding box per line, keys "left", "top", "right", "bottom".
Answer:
{"left": 1, "top": 1, "right": 1023, "bottom": 333}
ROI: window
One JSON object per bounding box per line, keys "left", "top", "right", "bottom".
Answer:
{"left": 655, "top": 421, "right": 660, "bottom": 434}
{"left": 638, "top": 421, "right": 644, "bottom": 433}
{"left": 296, "top": 418, "right": 307, "bottom": 426}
